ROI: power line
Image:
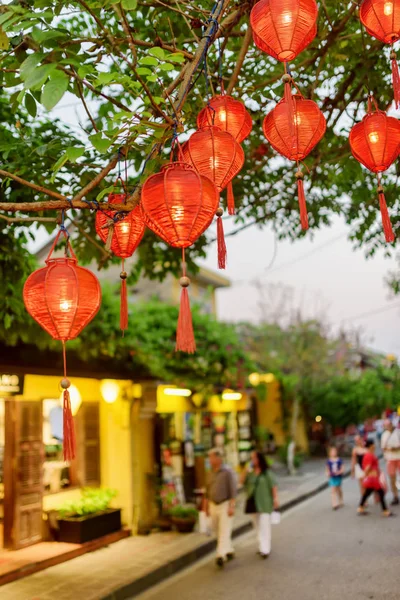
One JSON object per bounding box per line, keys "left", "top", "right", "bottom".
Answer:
{"left": 343, "top": 302, "right": 400, "bottom": 322}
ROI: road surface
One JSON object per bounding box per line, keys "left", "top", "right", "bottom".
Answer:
{"left": 137, "top": 476, "right": 399, "bottom": 600}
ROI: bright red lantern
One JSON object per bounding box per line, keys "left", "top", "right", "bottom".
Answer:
{"left": 250, "top": 0, "right": 318, "bottom": 62}
{"left": 95, "top": 193, "right": 145, "bottom": 332}
{"left": 141, "top": 161, "right": 219, "bottom": 354}
{"left": 197, "top": 95, "right": 253, "bottom": 143}
{"left": 23, "top": 230, "right": 101, "bottom": 460}
{"left": 263, "top": 93, "right": 326, "bottom": 229}
{"left": 182, "top": 126, "right": 245, "bottom": 215}
{"left": 349, "top": 97, "right": 400, "bottom": 243}
{"left": 360, "top": 0, "right": 400, "bottom": 107}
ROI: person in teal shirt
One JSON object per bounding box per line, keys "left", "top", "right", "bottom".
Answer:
{"left": 241, "top": 451, "right": 279, "bottom": 559}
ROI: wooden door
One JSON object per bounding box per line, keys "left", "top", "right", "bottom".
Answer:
{"left": 4, "top": 400, "right": 43, "bottom": 549}
{"left": 75, "top": 403, "right": 100, "bottom": 487}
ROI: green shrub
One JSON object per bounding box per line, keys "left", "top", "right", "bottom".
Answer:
{"left": 58, "top": 488, "right": 117, "bottom": 518}
{"left": 169, "top": 505, "right": 198, "bottom": 520}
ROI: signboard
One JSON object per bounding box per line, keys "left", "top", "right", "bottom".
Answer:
{"left": 0, "top": 374, "right": 24, "bottom": 396}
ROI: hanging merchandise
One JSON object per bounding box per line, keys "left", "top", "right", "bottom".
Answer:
{"left": 263, "top": 92, "right": 326, "bottom": 230}
{"left": 141, "top": 159, "right": 219, "bottom": 353}
{"left": 197, "top": 95, "right": 252, "bottom": 143}
{"left": 250, "top": 0, "right": 318, "bottom": 63}
{"left": 349, "top": 96, "right": 400, "bottom": 243}
{"left": 95, "top": 193, "right": 145, "bottom": 333}
{"left": 23, "top": 228, "right": 101, "bottom": 460}
{"left": 360, "top": 0, "right": 400, "bottom": 107}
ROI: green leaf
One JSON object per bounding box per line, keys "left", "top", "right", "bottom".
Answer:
{"left": 89, "top": 133, "right": 112, "bottom": 153}
{"left": 20, "top": 53, "right": 44, "bottom": 81}
{"left": 96, "top": 184, "right": 115, "bottom": 201}
{"left": 23, "top": 64, "right": 56, "bottom": 90}
{"left": 51, "top": 152, "right": 68, "bottom": 173}
{"left": 24, "top": 93, "right": 37, "bottom": 117}
{"left": 0, "top": 27, "right": 10, "bottom": 50}
{"left": 146, "top": 74, "right": 158, "bottom": 82}
{"left": 66, "top": 147, "right": 85, "bottom": 162}
{"left": 94, "top": 71, "right": 115, "bottom": 87}
{"left": 41, "top": 71, "right": 69, "bottom": 110}
{"left": 169, "top": 53, "right": 186, "bottom": 63}
{"left": 159, "top": 63, "right": 175, "bottom": 72}
{"left": 148, "top": 47, "right": 165, "bottom": 60}
{"left": 121, "top": 0, "right": 137, "bottom": 9}
{"left": 139, "top": 56, "right": 158, "bottom": 67}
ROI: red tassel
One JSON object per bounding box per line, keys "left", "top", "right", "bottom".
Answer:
{"left": 227, "top": 180, "right": 236, "bottom": 216}
{"left": 176, "top": 286, "right": 196, "bottom": 353}
{"left": 63, "top": 389, "right": 76, "bottom": 462}
{"left": 217, "top": 215, "right": 227, "bottom": 270}
{"left": 378, "top": 187, "right": 395, "bottom": 243}
{"left": 120, "top": 260, "right": 128, "bottom": 333}
{"left": 284, "top": 80, "right": 295, "bottom": 139}
{"left": 391, "top": 52, "right": 400, "bottom": 109}
{"left": 297, "top": 175, "right": 309, "bottom": 230}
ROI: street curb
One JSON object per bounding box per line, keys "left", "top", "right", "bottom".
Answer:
{"left": 102, "top": 470, "right": 351, "bottom": 600}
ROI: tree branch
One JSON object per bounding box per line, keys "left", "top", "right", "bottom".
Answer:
{"left": 226, "top": 25, "right": 252, "bottom": 94}
{"left": 0, "top": 170, "right": 66, "bottom": 200}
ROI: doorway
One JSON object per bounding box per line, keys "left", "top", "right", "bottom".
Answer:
{"left": 0, "top": 399, "right": 4, "bottom": 549}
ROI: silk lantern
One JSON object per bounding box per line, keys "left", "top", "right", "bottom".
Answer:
{"left": 197, "top": 95, "right": 253, "bottom": 143}
{"left": 141, "top": 161, "right": 219, "bottom": 353}
{"left": 95, "top": 193, "right": 145, "bottom": 332}
{"left": 263, "top": 92, "right": 326, "bottom": 229}
{"left": 360, "top": 0, "right": 400, "bottom": 107}
{"left": 23, "top": 229, "right": 101, "bottom": 460}
{"left": 349, "top": 96, "right": 400, "bottom": 243}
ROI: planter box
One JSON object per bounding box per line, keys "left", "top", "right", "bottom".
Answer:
{"left": 170, "top": 516, "right": 196, "bottom": 533}
{"left": 58, "top": 509, "right": 122, "bottom": 544}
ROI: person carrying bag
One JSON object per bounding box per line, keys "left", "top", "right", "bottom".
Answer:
{"left": 241, "top": 451, "right": 279, "bottom": 559}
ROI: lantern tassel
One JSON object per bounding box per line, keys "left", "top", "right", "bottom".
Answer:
{"left": 61, "top": 342, "right": 76, "bottom": 462}
{"left": 227, "top": 180, "right": 236, "bottom": 216}
{"left": 378, "top": 186, "right": 395, "bottom": 243}
{"left": 217, "top": 213, "right": 227, "bottom": 270}
{"left": 176, "top": 251, "right": 196, "bottom": 353}
{"left": 120, "top": 259, "right": 128, "bottom": 334}
{"left": 296, "top": 172, "right": 309, "bottom": 231}
{"left": 391, "top": 51, "right": 400, "bottom": 109}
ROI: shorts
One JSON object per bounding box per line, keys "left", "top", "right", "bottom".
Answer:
{"left": 386, "top": 460, "right": 400, "bottom": 477}
{"left": 329, "top": 476, "right": 342, "bottom": 488}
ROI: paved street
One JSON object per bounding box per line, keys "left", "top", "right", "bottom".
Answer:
{"left": 138, "top": 476, "right": 399, "bottom": 600}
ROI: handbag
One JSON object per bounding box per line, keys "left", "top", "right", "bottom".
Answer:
{"left": 271, "top": 511, "right": 281, "bottom": 525}
{"left": 245, "top": 474, "right": 260, "bottom": 514}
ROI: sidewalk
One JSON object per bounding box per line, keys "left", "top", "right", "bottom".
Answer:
{"left": 1, "top": 458, "right": 347, "bottom": 600}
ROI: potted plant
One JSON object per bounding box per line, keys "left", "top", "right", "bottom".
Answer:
{"left": 57, "top": 488, "right": 121, "bottom": 544}
{"left": 169, "top": 505, "right": 198, "bottom": 533}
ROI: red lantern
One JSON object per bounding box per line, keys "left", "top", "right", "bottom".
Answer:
{"left": 95, "top": 193, "right": 145, "bottom": 332}
{"left": 250, "top": 0, "right": 318, "bottom": 62}
{"left": 349, "top": 96, "right": 400, "bottom": 243}
{"left": 263, "top": 92, "right": 326, "bottom": 229}
{"left": 182, "top": 126, "right": 245, "bottom": 215}
{"left": 141, "top": 161, "right": 219, "bottom": 353}
{"left": 360, "top": 0, "right": 400, "bottom": 107}
{"left": 197, "top": 95, "right": 253, "bottom": 143}
{"left": 23, "top": 230, "right": 101, "bottom": 460}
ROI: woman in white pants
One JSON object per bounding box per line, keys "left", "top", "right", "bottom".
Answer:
{"left": 241, "top": 451, "right": 279, "bottom": 559}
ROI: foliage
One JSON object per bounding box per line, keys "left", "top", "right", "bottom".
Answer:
{"left": 0, "top": 0, "right": 399, "bottom": 304}
{"left": 277, "top": 442, "right": 304, "bottom": 469}
{"left": 168, "top": 505, "right": 198, "bottom": 520}
{"left": 57, "top": 487, "right": 117, "bottom": 518}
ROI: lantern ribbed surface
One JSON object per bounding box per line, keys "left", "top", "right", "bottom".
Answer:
{"left": 360, "top": 0, "right": 400, "bottom": 44}
{"left": 95, "top": 193, "right": 145, "bottom": 258}
{"left": 182, "top": 126, "right": 245, "bottom": 192}
{"left": 250, "top": 0, "right": 318, "bottom": 61}
{"left": 141, "top": 162, "right": 219, "bottom": 248}
{"left": 23, "top": 258, "right": 101, "bottom": 341}
{"left": 197, "top": 95, "right": 253, "bottom": 143}
{"left": 349, "top": 110, "right": 400, "bottom": 173}
{"left": 263, "top": 94, "right": 326, "bottom": 161}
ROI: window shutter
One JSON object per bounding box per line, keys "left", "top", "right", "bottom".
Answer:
{"left": 76, "top": 403, "right": 100, "bottom": 487}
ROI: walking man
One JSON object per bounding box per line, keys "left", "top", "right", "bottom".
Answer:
{"left": 205, "top": 448, "right": 237, "bottom": 568}
{"left": 381, "top": 419, "right": 400, "bottom": 505}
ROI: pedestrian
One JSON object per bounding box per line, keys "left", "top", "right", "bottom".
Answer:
{"left": 351, "top": 434, "right": 367, "bottom": 496}
{"left": 326, "top": 446, "right": 344, "bottom": 510}
{"left": 241, "top": 451, "right": 279, "bottom": 559}
{"left": 204, "top": 448, "right": 237, "bottom": 568}
{"left": 380, "top": 418, "right": 400, "bottom": 506}
{"left": 358, "top": 439, "right": 391, "bottom": 517}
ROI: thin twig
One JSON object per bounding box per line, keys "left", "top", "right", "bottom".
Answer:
{"left": 226, "top": 25, "right": 252, "bottom": 94}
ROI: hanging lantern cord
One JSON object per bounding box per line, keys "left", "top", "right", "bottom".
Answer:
{"left": 282, "top": 64, "right": 295, "bottom": 138}
{"left": 391, "top": 46, "right": 400, "bottom": 110}
{"left": 218, "top": 37, "right": 224, "bottom": 94}
{"left": 61, "top": 341, "right": 76, "bottom": 462}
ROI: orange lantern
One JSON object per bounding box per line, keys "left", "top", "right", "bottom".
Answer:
{"left": 141, "top": 161, "right": 219, "bottom": 353}
{"left": 95, "top": 193, "right": 145, "bottom": 332}
{"left": 349, "top": 96, "right": 400, "bottom": 243}
{"left": 182, "top": 126, "right": 245, "bottom": 215}
{"left": 197, "top": 95, "right": 253, "bottom": 143}
{"left": 263, "top": 92, "right": 326, "bottom": 230}
{"left": 23, "top": 230, "right": 101, "bottom": 460}
{"left": 360, "top": 0, "right": 400, "bottom": 106}
{"left": 250, "top": 0, "right": 318, "bottom": 62}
